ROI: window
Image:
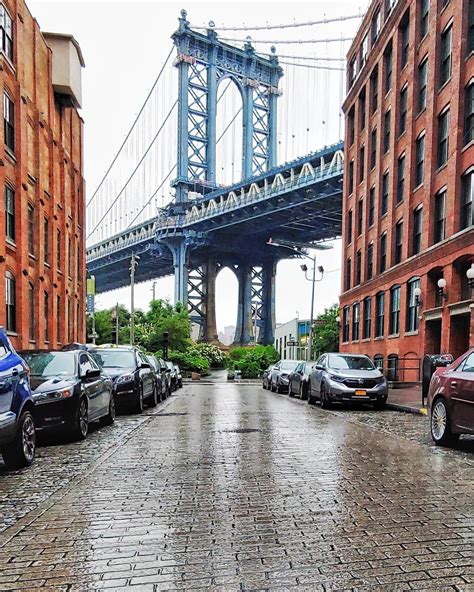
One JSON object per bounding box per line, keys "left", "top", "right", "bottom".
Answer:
{"left": 439, "top": 25, "right": 452, "bottom": 87}
{"left": 415, "top": 134, "right": 425, "bottom": 186}
{"left": 396, "top": 154, "right": 405, "bottom": 204}
{"left": 413, "top": 205, "right": 423, "bottom": 254}
{"left": 349, "top": 56, "right": 357, "bottom": 87}
{"left": 434, "top": 189, "right": 446, "bottom": 243}
{"left": 5, "top": 271, "right": 16, "bottom": 332}
{"left": 356, "top": 250, "right": 362, "bottom": 285}
{"left": 359, "top": 90, "right": 366, "bottom": 130}
{"left": 374, "top": 354, "right": 384, "bottom": 370}
{"left": 399, "top": 86, "right": 408, "bottom": 135}
{"left": 381, "top": 171, "right": 389, "bottom": 214}
{"left": 384, "top": 43, "right": 392, "bottom": 93}
{"left": 44, "top": 291, "right": 49, "bottom": 342}
{"left": 57, "top": 295, "right": 61, "bottom": 343}
{"left": 468, "top": 0, "right": 474, "bottom": 54}
{"left": 400, "top": 16, "right": 410, "bottom": 67}
{"left": 394, "top": 219, "right": 403, "bottom": 264}
{"left": 418, "top": 57, "right": 428, "bottom": 112}
{"left": 461, "top": 170, "right": 474, "bottom": 230}
{"left": 437, "top": 109, "right": 449, "bottom": 168}
{"left": 406, "top": 277, "right": 421, "bottom": 332}
{"left": 387, "top": 354, "right": 399, "bottom": 381}
{"left": 375, "top": 292, "right": 385, "bottom": 337}
{"left": 29, "top": 283, "right": 35, "bottom": 341}
{"left": 5, "top": 185, "right": 15, "bottom": 242}
{"left": 369, "top": 186, "right": 375, "bottom": 226}
{"left": 357, "top": 199, "right": 363, "bottom": 236}
{"left": 348, "top": 107, "right": 355, "bottom": 145}
{"left": 363, "top": 297, "right": 372, "bottom": 339}
{"left": 0, "top": 4, "right": 13, "bottom": 60}
{"left": 370, "top": 128, "right": 377, "bottom": 169}
{"left": 343, "top": 307, "right": 350, "bottom": 342}
{"left": 464, "top": 82, "right": 474, "bottom": 146}
{"left": 389, "top": 285, "right": 401, "bottom": 335}
{"left": 68, "top": 235, "right": 73, "bottom": 277}
{"left": 44, "top": 217, "right": 50, "bottom": 265}
{"left": 359, "top": 145, "right": 365, "bottom": 182}
{"left": 367, "top": 243, "right": 374, "bottom": 280}
{"left": 370, "top": 67, "right": 379, "bottom": 113}
{"left": 385, "top": 0, "right": 396, "bottom": 16}
{"left": 346, "top": 258, "right": 352, "bottom": 291}
{"left": 68, "top": 297, "right": 72, "bottom": 342}
{"left": 380, "top": 232, "right": 387, "bottom": 272}
{"left": 420, "top": 0, "right": 429, "bottom": 39}
{"left": 360, "top": 33, "right": 369, "bottom": 69}
{"left": 347, "top": 209, "right": 353, "bottom": 244}
{"left": 383, "top": 110, "right": 391, "bottom": 153}
{"left": 3, "top": 93, "right": 14, "bottom": 152}
{"left": 56, "top": 230, "right": 61, "bottom": 268}
{"left": 348, "top": 160, "right": 354, "bottom": 194}
{"left": 352, "top": 303, "right": 360, "bottom": 340}
{"left": 371, "top": 8, "right": 381, "bottom": 45}
{"left": 28, "top": 204, "right": 35, "bottom": 255}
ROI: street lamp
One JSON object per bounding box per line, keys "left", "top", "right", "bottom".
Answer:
{"left": 267, "top": 238, "right": 326, "bottom": 361}
{"left": 467, "top": 264, "right": 474, "bottom": 292}
{"left": 413, "top": 286, "right": 422, "bottom": 307}
{"left": 437, "top": 277, "right": 448, "bottom": 302}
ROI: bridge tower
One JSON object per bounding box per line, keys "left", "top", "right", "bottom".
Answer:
{"left": 162, "top": 10, "right": 283, "bottom": 345}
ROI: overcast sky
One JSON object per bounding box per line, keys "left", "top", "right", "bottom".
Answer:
{"left": 28, "top": 0, "right": 369, "bottom": 331}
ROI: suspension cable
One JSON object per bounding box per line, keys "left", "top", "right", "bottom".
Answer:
{"left": 86, "top": 100, "right": 178, "bottom": 240}
{"left": 217, "top": 36, "right": 353, "bottom": 45}
{"left": 191, "top": 13, "right": 363, "bottom": 31}
{"left": 86, "top": 46, "right": 174, "bottom": 207}
{"left": 279, "top": 61, "right": 345, "bottom": 71}
{"left": 257, "top": 52, "right": 345, "bottom": 62}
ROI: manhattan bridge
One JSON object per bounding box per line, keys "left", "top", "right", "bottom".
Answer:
{"left": 86, "top": 10, "right": 360, "bottom": 345}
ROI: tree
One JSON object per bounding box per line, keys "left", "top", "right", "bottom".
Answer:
{"left": 136, "top": 299, "right": 191, "bottom": 353}
{"left": 86, "top": 305, "right": 130, "bottom": 345}
{"left": 312, "top": 304, "right": 340, "bottom": 357}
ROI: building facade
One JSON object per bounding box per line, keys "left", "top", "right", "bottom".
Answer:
{"left": 340, "top": 0, "right": 474, "bottom": 381}
{"left": 275, "top": 318, "right": 311, "bottom": 360}
{"left": 0, "top": 0, "right": 85, "bottom": 350}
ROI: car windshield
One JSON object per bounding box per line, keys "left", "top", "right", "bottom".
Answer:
{"left": 23, "top": 352, "right": 77, "bottom": 378}
{"left": 280, "top": 361, "right": 299, "bottom": 371}
{"left": 91, "top": 350, "right": 136, "bottom": 369}
{"left": 327, "top": 354, "right": 375, "bottom": 370}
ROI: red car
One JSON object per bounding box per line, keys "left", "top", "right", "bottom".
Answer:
{"left": 428, "top": 348, "right": 474, "bottom": 445}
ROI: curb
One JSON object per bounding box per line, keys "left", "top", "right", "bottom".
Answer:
{"left": 386, "top": 402, "right": 427, "bottom": 416}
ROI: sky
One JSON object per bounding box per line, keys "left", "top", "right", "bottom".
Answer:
{"left": 28, "top": 0, "right": 369, "bottom": 332}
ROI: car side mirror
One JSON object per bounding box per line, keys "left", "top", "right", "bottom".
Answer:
{"left": 84, "top": 368, "right": 101, "bottom": 380}
{"left": 315, "top": 364, "right": 324, "bottom": 371}
{"left": 140, "top": 362, "right": 150, "bottom": 369}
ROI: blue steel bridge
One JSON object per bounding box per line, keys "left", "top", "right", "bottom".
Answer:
{"left": 86, "top": 10, "right": 350, "bottom": 345}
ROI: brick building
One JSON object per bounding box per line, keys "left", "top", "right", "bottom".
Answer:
{"left": 340, "top": 0, "right": 474, "bottom": 380}
{"left": 0, "top": 0, "right": 85, "bottom": 350}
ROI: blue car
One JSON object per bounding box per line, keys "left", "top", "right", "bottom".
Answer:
{"left": 0, "top": 328, "right": 36, "bottom": 469}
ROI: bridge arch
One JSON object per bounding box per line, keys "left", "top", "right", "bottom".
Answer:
{"left": 216, "top": 76, "right": 243, "bottom": 186}
{"left": 215, "top": 264, "right": 240, "bottom": 344}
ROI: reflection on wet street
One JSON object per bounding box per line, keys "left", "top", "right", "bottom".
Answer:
{"left": 0, "top": 383, "right": 472, "bottom": 591}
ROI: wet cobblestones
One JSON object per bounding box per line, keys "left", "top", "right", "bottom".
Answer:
{"left": 0, "top": 383, "right": 472, "bottom": 590}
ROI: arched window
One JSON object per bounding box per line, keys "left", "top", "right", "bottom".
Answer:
{"left": 406, "top": 277, "right": 420, "bottom": 332}
{"left": 374, "top": 354, "right": 384, "bottom": 372}
{"left": 387, "top": 354, "right": 399, "bottom": 381}
{"left": 5, "top": 271, "right": 16, "bottom": 332}
{"left": 29, "top": 283, "right": 35, "bottom": 341}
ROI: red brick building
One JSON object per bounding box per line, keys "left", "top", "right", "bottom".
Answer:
{"left": 0, "top": 0, "right": 85, "bottom": 350}
{"left": 340, "top": 0, "right": 474, "bottom": 380}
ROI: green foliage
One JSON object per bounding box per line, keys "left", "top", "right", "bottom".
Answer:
{"left": 312, "top": 304, "right": 340, "bottom": 357}
{"left": 86, "top": 305, "right": 130, "bottom": 345}
{"left": 229, "top": 345, "right": 280, "bottom": 378}
{"left": 167, "top": 350, "right": 210, "bottom": 374}
{"left": 191, "top": 343, "right": 226, "bottom": 368}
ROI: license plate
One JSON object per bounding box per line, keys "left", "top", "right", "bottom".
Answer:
{"left": 355, "top": 390, "right": 366, "bottom": 396}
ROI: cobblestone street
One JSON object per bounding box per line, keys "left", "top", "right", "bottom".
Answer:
{"left": 0, "top": 383, "right": 473, "bottom": 591}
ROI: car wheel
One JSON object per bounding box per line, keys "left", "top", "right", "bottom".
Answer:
{"left": 73, "top": 398, "right": 89, "bottom": 440}
{"left": 320, "top": 383, "right": 332, "bottom": 409}
{"left": 2, "top": 410, "right": 36, "bottom": 469}
{"left": 102, "top": 394, "right": 116, "bottom": 426}
{"left": 133, "top": 384, "right": 144, "bottom": 414}
{"left": 148, "top": 384, "right": 159, "bottom": 408}
{"left": 431, "top": 397, "right": 458, "bottom": 446}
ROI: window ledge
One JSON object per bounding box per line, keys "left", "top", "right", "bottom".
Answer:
{"left": 374, "top": 336, "right": 384, "bottom": 341}
{"left": 361, "top": 338, "right": 371, "bottom": 343}
{"left": 462, "top": 139, "right": 474, "bottom": 153}
{"left": 0, "top": 51, "right": 16, "bottom": 73}
{"left": 415, "top": 108, "right": 426, "bottom": 121}
{"left": 6, "top": 238, "right": 16, "bottom": 249}
{"left": 438, "top": 77, "right": 451, "bottom": 93}
{"left": 4, "top": 147, "right": 16, "bottom": 163}
{"left": 413, "top": 183, "right": 424, "bottom": 193}
{"left": 436, "top": 162, "right": 448, "bottom": 174}
{"left": 404, "top": 330, "right": 419, "bottom": 337}
{"left": 6, "top": 331, "right": 18, "bottom": 337}
{"left": 44, "top": 263, "right": 51, "bottom": 269}
{"left": 388, "top": 334, "right": 400, "bottom": 339}
{"left": 398, "top": 130, "right": 406, "bottom": 140}
{"left": 28, "top": 253, "right": 36, "bottom": 261}
{"left": 395, "top": 199, "right": 404, "bottom": 208}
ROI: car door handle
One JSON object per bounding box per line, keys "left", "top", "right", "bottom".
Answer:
{"left": 450, "top": 381, "right": 457, "bottom": 387}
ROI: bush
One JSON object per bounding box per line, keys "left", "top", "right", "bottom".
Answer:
{"left": 166, "top": 350, "right": 210, "bottom": 374}
{"left": 228, "top": 345, "right": 280, "bottom": 378}
{"left": 191, "top": 343, "right": 226, "bottom": 368}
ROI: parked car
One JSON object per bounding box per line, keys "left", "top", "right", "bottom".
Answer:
{"left": 309, "top": 353, "right": 388, "bottom": 409}
{"left": 428, "top": 348, "right": 474, "bottom": 446}
{"left": 21, "top": 349, "right": 114, "bottom": 440}
{"left": 90, "top": 347, "right": 156, "bottom": 413}
{"left": 146, "top": 355, "right": 167, "bottom": 401}
{"left": 157, "top": 357, "right": 172, "bottom": 397}
{"left": 0, "top": 330, "right": 36, "bottom": 469}
{"left": 174, "top": 365, "right": 183, "bottom": 388}
{"left": 289, "top": 362, "right": 313, "bottom": 399}
{"left": 269, "top": 360, "right": 302, "bottom": 393}
{"left": 262, "top": 365, "right": 274, "bottom": 389}
{"left": 165, "top": 361, "right": 177, "bottom": 391}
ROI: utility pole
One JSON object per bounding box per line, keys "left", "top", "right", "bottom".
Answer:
{"left": 308, "top": 256, "right": 316, "bottom": 362}
{"left": 115, "top": 303, "right": 119, "bottom": 345}
{"left": 152, "top": 281, "right": 157, "bottom": 301}
{"left": 130, "top": 254, "right": 139, "bottom": 345}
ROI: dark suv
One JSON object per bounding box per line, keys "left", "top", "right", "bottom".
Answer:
{"left": 0, "top": 329, "right": 36, "bottom": 469}
{"left": 90, "top": 347, "right": 155, "bottom": 413}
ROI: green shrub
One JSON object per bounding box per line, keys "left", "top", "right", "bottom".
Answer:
{"left": 227, "top": 345, "right": 280, "bottom": 378}
{"left": 191, "top": 343, "right": 226, "bottom": 368}
{"left": 166, "top": 350, "right": 210, "bottom": 374}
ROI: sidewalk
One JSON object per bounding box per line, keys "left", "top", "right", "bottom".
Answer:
{"left": 387, "top": 384, "right": 427, "bottom": 415}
